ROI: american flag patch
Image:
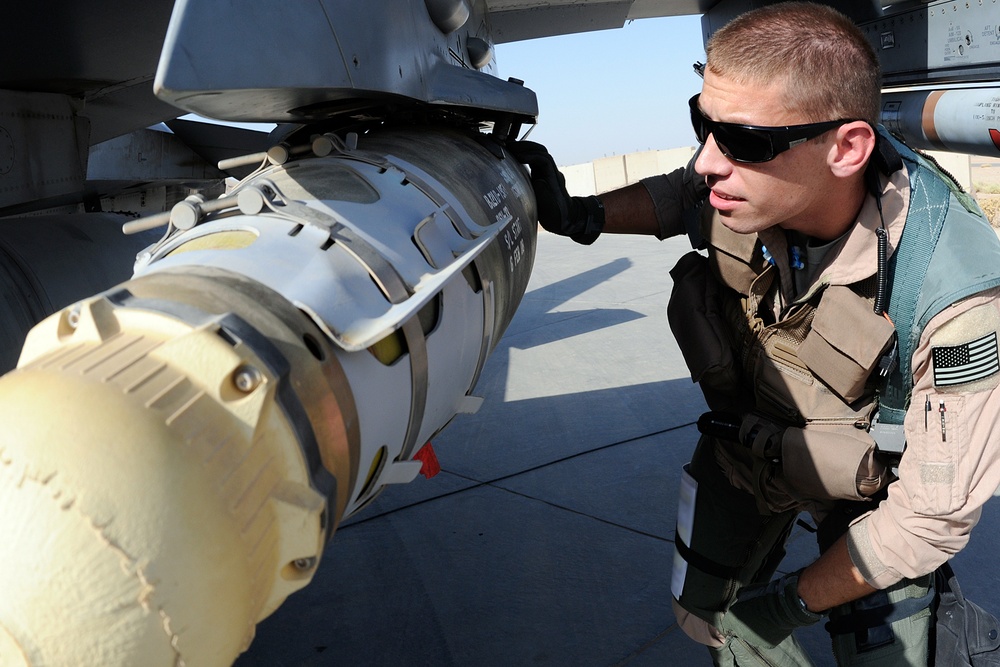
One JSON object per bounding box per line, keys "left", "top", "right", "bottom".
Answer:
{"left": 933, "top": 332, "right": 1000, "bottom": 387}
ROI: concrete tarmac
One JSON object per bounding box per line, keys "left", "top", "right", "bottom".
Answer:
{"left": 235, "top": 230, "right": 1000, "bottom": 666}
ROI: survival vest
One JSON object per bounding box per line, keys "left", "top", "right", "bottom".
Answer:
{"left": 878, "top": 132, "right": 1000, "bottom": 424}
{"left": 668, "top": 128, "right": 1000, "bottom": 509}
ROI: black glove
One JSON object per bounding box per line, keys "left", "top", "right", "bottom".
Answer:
{"left": 720, "top": 570, "right": 823, "bottom": 649}
{"left": 505, "top": 140, "right": 604, "bottom": 245}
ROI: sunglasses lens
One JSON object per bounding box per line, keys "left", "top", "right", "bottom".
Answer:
{"left": 690, "top": 101, "right": 774, "bottom": 163}
{"left": 690, "top": 106, "right": 710, "bottom": 144}
{"left": 714, "top": 126, "right": 774, "bottom": 163}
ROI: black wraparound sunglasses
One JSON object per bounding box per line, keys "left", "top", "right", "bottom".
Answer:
{"left": 688, "top": 94, "right": 859, "bottom": 163}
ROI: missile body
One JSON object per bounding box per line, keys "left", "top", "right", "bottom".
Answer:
{"left": 0, "top": 126, "right": 535, "bottom": 664}
{"left": 881, "top": 87, "right": 1000, "bottom": 157}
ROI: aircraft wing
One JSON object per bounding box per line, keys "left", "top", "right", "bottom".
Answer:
{"left": 487, "top": 0, "right": 712, "bottom": 42}
{"left": 3, "top": 0, "right": 999, "bottom": 155}
{"left": 0, "top": 0, "right": 706, "bottom": 152}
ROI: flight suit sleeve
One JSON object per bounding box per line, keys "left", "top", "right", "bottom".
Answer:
{"left": 639, "top": 149, "right": 706, "bottom": 244}
{"left": 847, "top": 287, "right": 1000, "bottom": 589}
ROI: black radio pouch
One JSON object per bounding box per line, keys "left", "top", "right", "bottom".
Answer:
{"left": 667, "top": 251, "right": 741, "bottom": 410}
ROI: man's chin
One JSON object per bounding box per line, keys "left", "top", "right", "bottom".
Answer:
{"left": 716, "top": 211, "right": 761, "bottom": 236}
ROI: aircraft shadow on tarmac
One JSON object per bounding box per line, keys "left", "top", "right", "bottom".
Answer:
{"left": 504, "top": 256, "right": 654, "bottom": 349}
{"left": 235, "top": 377, "right": 708, "bottom": 667}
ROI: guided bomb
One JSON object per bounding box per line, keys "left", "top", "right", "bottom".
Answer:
{"left": 0, "top": 127, "right": 535, "bottom": 665}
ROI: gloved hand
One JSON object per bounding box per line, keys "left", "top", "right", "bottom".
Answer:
{"left": 505, "top": 140, "right": 604, "bottom": 245}
{"left": 720, "top": 570, "right": 823, "bottom": 649}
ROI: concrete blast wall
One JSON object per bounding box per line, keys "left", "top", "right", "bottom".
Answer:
{"left": 562, "top": 146, "right": 971, "bottom": 197}
{"left": 563, "top": 147, "right": 698, "bottom": 196}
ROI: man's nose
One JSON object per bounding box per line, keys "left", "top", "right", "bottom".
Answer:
{"left": 694, "top": 132, "right": 730, "bottom": 178}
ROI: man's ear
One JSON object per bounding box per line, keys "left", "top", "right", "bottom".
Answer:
{"left": 828, "top": 121, "right": 876, "bottom": 178}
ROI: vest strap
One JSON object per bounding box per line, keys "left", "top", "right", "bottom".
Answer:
{"left": 673, "top": 530, "right": 743, "bottom": 580}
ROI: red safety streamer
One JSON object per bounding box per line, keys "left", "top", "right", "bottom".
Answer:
{"left": 413, "top": 442, "right": 441, "bottom": 478}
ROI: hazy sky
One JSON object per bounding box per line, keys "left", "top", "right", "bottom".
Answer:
{"left": 495, "top": 14, "right": 707, "bottom": 166}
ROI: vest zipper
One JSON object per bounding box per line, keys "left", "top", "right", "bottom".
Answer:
{"left": 803, "top": 416, "right": 872, "bottom": 428}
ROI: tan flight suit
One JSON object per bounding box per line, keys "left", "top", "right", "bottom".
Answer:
{"left": 644, "top": 157, "right": 1000, "bottom": 665}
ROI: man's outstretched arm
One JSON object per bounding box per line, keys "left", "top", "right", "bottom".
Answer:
{"left": 506, "top": 140, "right": 705, "bottom": 243}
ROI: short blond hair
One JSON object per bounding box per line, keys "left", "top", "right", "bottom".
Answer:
{"left": 705, "top": 2, "right": 880, "bottom": 124}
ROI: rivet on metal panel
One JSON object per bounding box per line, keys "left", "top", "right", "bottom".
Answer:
{"left": 232, "top": 364, "right": 263, "bottom": 393}
{"left": 292, "top": 557, "right": 316, "bottom": 571}
{"left": 66, "top": 305, "right": 81, "bottom": 330}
